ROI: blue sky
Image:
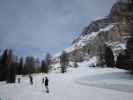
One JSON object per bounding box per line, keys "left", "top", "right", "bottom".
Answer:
{"left": 0, "top": 0, "right": 117, "bottom": 58}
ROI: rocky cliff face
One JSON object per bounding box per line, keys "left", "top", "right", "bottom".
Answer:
{"left": 110, "top": 0, "right": 133, "bottom": 23}
{"left": 53, "top": 0, "right": 133, "bottom": 64}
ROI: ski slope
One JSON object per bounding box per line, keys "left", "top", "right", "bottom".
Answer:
{"left": 0, "top": 63, "right": 133, "bottom": 100}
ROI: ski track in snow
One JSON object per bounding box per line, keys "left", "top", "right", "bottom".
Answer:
{"left": 0, "top": 66, "right": 133, "bottom": 100}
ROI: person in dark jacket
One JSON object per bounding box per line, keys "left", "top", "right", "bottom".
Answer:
{"left": 29, "top": 74, "right": 33, "bottom": 85}
{"left": 45, "top": 76, "right": 49, "bottom": 93}
{"left": 42, "top": 77, "right": 44, "bottom": 84}
{"left": 18, "top": 77, "right": 21, "bottom": 84}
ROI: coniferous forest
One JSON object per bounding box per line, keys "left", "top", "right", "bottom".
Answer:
{"left": 0, "top": 49, "right": 52, "bottom": 83}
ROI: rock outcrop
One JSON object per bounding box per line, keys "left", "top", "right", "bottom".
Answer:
{"left": 53, "top": 0, "right": 133, "bottom": 65}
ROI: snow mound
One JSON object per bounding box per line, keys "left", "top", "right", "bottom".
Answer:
{"left": 78, "top": 56, "right": 97, "bottom": 67}
{"left": 93, "top": 16, "right": 108, "bottom": 21}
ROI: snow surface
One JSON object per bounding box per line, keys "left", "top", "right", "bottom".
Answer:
{"left": 106, "top": 41, "right": 126, "bottom": 50}
{"left": 1, "top": 62, "right": 133, "bottom": 100}
{"left": 93, "top": 16, "right": 108, "bottom": 21}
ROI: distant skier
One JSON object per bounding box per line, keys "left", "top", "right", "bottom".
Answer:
{"left": 45, "top": 76, "right": 49, "bottom": 93}
{"left": 29, "top": 74, "right": 33, "bottom": 85}
{"left": 18, "top": 77, "right": 21, "bottom": 84}
{"left": 42, "top": 77, "right": 44, "bottom": 84}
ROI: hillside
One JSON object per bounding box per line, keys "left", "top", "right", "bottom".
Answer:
{"left": 53, "top": 0, "right": 133, "bottom": 65}
{"left": 1, "top": 64, "right": 133, "bottom": 100}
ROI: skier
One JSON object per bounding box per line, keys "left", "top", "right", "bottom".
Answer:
{"left": 18, "top": 77, "right": 21, "bottom": 84}
{"left": 29, "top": 74, "right": 33, "bottom": 85}
{"left": 45, "top": 76, "right": 49, "bottom": 93}
{"left": 42, "top": 77, "right": 44, "bottom": 84}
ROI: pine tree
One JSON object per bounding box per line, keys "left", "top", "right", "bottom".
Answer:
{"left": 45, "top": 53, "right": 52, "bottom": 72}
{"left": 8, "top": 61, "right": 17, "bottom": 83}
{"left": 24, "top": 56, "right": 35, "bottom": 74}
{"left": 34, "top": 58, "right": 40, "bottom": 73}
{"left": 6, "top": 49, "right": 16, "bottom": 83}
{"left": 41, "top": 60, "right": 48, "bottom": 73}
{"left": 60, "top": 51, "right": 69, "bottom": 73}
{"left": 104, "top": 46, "right": 115, "bottom": 67}
{"left": 0, "top": 49, "right": 8, "bottom": 81}
{"left": 18, "top": 57, "right": 23, "bottom": 75}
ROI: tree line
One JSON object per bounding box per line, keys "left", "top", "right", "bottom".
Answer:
{"left": 0, "top": 48, "right": 73, "bottom": 83}
{"left": 0, "top": 49, "right": 52, "bottom": 83}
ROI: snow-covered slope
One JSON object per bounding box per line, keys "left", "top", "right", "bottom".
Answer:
{"left": 0, "top": 64, "right": 133, "bottom": 100}
{"left": 53, "top": 0, "right": 132, "bottom": 63}
{"left": 72, "top": 24, "right": 114, "bottom": 48}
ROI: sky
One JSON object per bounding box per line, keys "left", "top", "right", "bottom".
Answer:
{"left": 0, "top": 0, "right": 117, "bottom": 58}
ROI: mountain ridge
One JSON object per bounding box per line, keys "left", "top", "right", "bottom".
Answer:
{"left": 53, "top": 0, "right": 133, "bottom": 65}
